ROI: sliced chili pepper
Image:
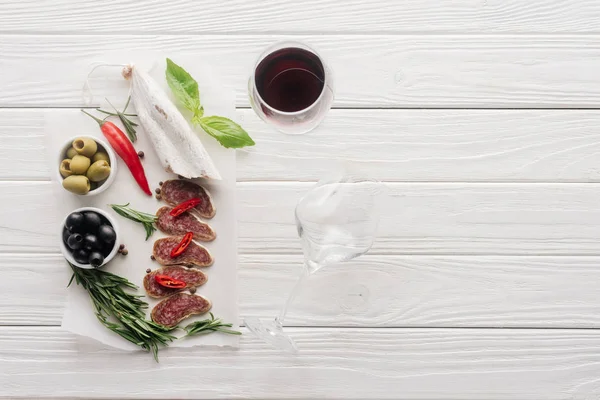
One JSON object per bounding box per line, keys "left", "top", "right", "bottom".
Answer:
{"left": 154, "top": 274, "right": 186, "bottom": 289}
{"left": 81, "top": 110, "right": 152, "bottom": 196}
{"left": 170, "top": 232, "right": 194, "bottom": 258}
{"left": 170, "top": 198, "right": 202, "bottom": 217}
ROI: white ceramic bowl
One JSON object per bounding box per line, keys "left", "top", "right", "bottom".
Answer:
{"left": 57, "top": 135, "right": 117, "bottom": 196}
{"left": 60, "top": 207, "right": 120, "bottom": 269}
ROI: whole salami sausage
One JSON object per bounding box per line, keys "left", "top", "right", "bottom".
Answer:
{"left": 143, "top": 265, "right": 208, "bottom": 298}
{"left": 155, "top": 206, "right": 216, "bottom": 242}
{"left": 161, "top": 180, "right": 216, "bottom": 219}
{"left": 153, "top": 236, "right": 214, "bottom": 267}
{"left": 151, "top": 293, "right": 212, "bottom": 327}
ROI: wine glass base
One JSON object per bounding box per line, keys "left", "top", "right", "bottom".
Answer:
{"left": 244, "top": 317, "right": 298, "bottom": 353}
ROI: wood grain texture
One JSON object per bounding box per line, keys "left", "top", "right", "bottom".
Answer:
{"left": 1, "top": 34, "right": 600, "bottom": 108}
{"left": 5, "top": 108, "right": 600, "bottom": 182}
{"left": 5, "top": 182, "right": 600, "bottom": 255}
{"left": 1, "top": 326, "right": 600, "bottom": 399}
{"left": 1, "top": 0, "right": 600, "bottom": 34}
{"left": 4, "top": 253, "right": 600, "bottom": 328}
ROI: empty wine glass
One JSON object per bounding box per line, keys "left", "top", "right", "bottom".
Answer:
{"left": 245, "top": 172, "right": 385, "bottom": 352}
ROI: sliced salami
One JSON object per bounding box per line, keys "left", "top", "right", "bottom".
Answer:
{"left": 151, "top": 293, "right": 212, "bottom": 327}
{"left": 143, "top": 265, "right": 208, "bottom": 298}
{"left": 153, "top": 236, "right": 214, "bottom": 267}
{"left": 155, "top": 206, "right": 216, "bottom": 242}
{"left": 161, "top": 179, "right": 216, "bottom": 219}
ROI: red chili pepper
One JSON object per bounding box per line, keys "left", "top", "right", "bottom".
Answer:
{"left": 170, "top": 198, "right": 202, "bottom": 217}
{"left": 154, "top": 274, "right": 186, "bottom": 289}
{"left": 170, "top": 232, "right": 194, "bottom": 258}
{"left": 81, "top": 110, "right": 152, "bottom": 196}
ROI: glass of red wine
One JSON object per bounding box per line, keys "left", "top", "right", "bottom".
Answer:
{"left": 249, "top": 41, "right": 334, "bottom": 135}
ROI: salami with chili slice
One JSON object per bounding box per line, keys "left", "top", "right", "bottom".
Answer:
{"left": 151, "top": 293, "right": 212, "bottom": 327}
{"left": 161, "top": 179, "right": 216, "bottom": 219}
{"left": 153, "top": 236, "right": 214, "bottom": 267}
{"left": 143, "top": 266, "right": 208, "bottom": 298}
{"left": 155, "top": 206, "right": 216, "bottom": 242}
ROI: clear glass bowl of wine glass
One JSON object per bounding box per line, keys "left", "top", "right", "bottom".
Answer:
{"left": 245, "top": 172, "right": 386, "bottom": 352}
{"left": 248, "top": 41, "right": 334, "bottom": 135}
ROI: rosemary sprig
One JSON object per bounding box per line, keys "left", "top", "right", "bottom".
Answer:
{"left": 97, "top": 96, "right": 138, "bottom": 142}
{"left": 184, "top": 313, "right": 242, "bottom": 336}
{"left": 110, "top": 203, "right": 157, "bottom": 240}
{"left": 67, "top": 262, "right": 177, "bottom": 361}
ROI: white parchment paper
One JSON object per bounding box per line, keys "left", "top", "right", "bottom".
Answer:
{"left": 48, "top": 57, "right": 240, "bottom": 351}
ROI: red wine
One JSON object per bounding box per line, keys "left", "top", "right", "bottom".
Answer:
{"left": 255, "top": 47, "right": 325, "bottom": 113}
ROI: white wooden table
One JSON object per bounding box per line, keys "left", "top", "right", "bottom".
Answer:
{"left": 3, "top": 1, "right": 600, "bottom": 399}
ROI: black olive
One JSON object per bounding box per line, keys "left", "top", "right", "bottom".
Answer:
{"left": 98, "top": 224, "right": 116, "bottom": 243}
{"left": 62, "top": 228, "right": 70, "bottom": 245}
{"left": 65, "top": 212, "right": 85, "bottom": 233}
{"left": 73, "top": 249, "right": 90, "bottom": 264}
{"left": 83, "top": 212, "right": 102, "bottom": 232}
{"left": 88, "top": 252, "right": 105, "bottom": 268}
{"left": 101, "top": 241, "right": 114, "bottom": 257}
{"left": 98, "top": 214, "right": 110, "bottom": 226}
{"left": 67, "top": 233, "right": 84, "bottom": 250}
{"left": 84, "top": 234, "right": 101, "bottom": 250}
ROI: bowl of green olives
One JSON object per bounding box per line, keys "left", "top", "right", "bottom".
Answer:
{"left": 58, "top": 136, "right": 117, "bottom": 196}
{"left": 60, "top": 207, "right": 120, "bottom": 269}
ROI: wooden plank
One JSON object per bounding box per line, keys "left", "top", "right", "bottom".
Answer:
{"left": 2, "top": 181, "right": 600, "bottom": 255}
{"left": 4, "top": 181, "right": 600, "bottom": 255}
{"left": 0, "top": 326, "right": 599, "bottom": 399}
{"left": 6, "top": 108, "right": 600, "bottom": 182}
{"left": 1, "top": 0, "right": 600, "bottom": 34}
{"left": 1, "top": 34, "right": 600, "bottom": 108}
{"left": 5, "top": 253, "right": 600, "bottom": 328}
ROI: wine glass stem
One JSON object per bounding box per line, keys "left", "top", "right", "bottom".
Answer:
{"left": 275, "top": 267, "right": 309, "bottom": 326}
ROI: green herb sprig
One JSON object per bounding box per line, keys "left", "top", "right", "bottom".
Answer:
{"left": 110, "top": 203, "right": 157, "bottom": 240}
{"left": 97, "top": 96, "right": 138, "bottom": 142}
{"left": 68, "top": 262, "right": 177, "bottom": 361}
{"left": 184, "top": 313, "right": 242, "bottom": 336}
{"left": 166, "top": 58, "right": 255, "bottom": 149}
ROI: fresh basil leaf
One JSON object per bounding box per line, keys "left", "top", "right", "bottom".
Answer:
{"left": 198, "top": 116, "right": 256, "bottom": 149}
{"left": 165, "top": 58, "right": 202, "bottom": 116}
{"left": 191, "top": 111, "right": 203, "bottom": 127}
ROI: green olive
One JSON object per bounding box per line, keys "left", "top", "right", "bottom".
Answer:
{"left": 72, "top": 137, "right": 98, "bottom": 157}
{"left": 62, "top": 175, "right": 90, "bottom": 195}
{"left": 92, "top": 151, "right": 110, "bottom": 165}
{"left": 86, "top": 160, "right": 111, "bottom": 182}
{"left": 65, "top": 147, "right": 78, "bottom": 159}
{"left": 70, "top": 155, "right": 91, "bottom": 174}
{"left": 59, "top": 159, "right": 73, "bottom": 178}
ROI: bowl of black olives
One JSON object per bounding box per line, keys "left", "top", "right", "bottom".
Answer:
{"left": 60, "top": 207, "right": 119, "bottom": 269}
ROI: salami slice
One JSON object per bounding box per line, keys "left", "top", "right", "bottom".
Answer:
{"left": 151, "top": 293, "right": 212, "bottom": 327}
{"left": 143, "top": 265, "right": 208, "bottom": 298}
{"left": 153, "top": 236, "right": 214, "bottom": 267}
{"left": 155, "top": 206, "right": 216, "bottom": 242}
{"left": 161, "top": 179, "right": 216, "bottom": 219}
